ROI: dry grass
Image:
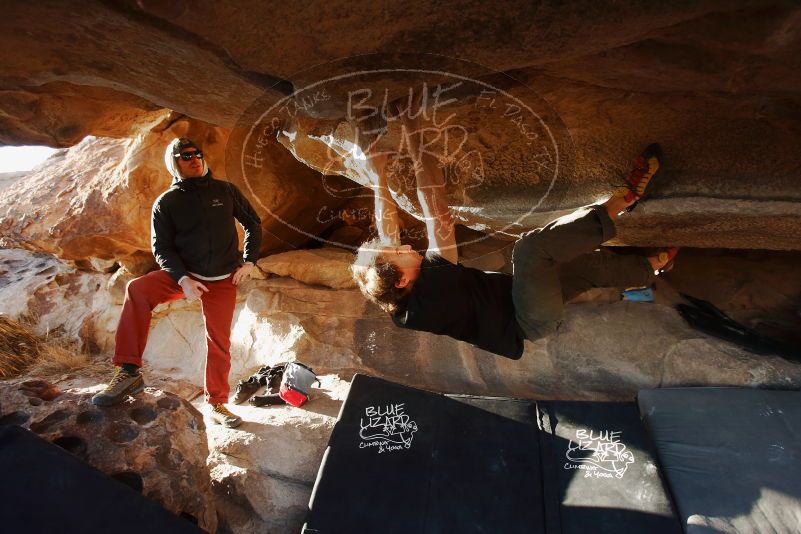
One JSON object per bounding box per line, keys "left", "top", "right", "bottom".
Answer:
{"left": 0, "top": 315, "right": 40, "bottom": 378}
{"left": 0, "top": 314, "right": 91, "bottom": 379}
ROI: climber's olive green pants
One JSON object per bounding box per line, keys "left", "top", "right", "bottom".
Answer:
{"left": 512, "top": 204, "right": 655, "bottom": 341}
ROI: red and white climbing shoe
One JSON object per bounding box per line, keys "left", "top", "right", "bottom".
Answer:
{"left": 615, "top": 143, "right": 663, "bottom": 210}
{"left": 653, "top": 246, "right": 680, "bottom": 275}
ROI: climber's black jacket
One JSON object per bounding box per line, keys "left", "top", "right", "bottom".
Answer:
{"left": 151, "top": 172, "right": 262, "bottom": 283}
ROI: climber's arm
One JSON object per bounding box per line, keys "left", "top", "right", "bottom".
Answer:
{"left": 367, "top": 153, "right": 402, "bottom": 245}
{"left": 400, "top": 115, "right": 458, "bottom": 264}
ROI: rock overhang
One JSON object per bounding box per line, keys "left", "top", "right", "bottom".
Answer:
{"left": 0, "top": 1, "right": 800, "bottom": 254}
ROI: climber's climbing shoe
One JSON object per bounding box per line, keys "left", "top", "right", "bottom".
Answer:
{"left": 653, "top": 246, "right": 680, "bottom": 275}
{"left": 614, "top": 143, "right": 663, "bottom": 210}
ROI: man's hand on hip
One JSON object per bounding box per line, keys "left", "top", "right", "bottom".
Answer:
{"left": 232, "top": 263, "right": 254, "bottom": 286}
{"left": 179, "top": 277, "right": 209, "bottom": 300}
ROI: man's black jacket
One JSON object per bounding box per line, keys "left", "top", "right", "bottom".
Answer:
{"left": 151, "top": 172, "right": 262, "bottom": 283}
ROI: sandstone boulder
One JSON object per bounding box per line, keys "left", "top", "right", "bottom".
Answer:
{"left": 0, "top": 82, "right": 167, "bottom": 147}
{"left": 0, "top": 248, "right": 72, "bottom": 319}
{"left": 0, "top": 171, "right": 27, "bottom": 192}
{"left": 204, "top": 374, "right": 348, "bottom": 534}
{"left": 3, "top": 244, "right": 801, "bottom": 531}
{"left": 274, "top": 65, "right": 801, "bottom": 250}
{"left": 0, "top": 374, "right": 217, "bottom": 532}
{"left": 0, "top": 135, "right": 156, "bottom": 261}
{"left": 0, "top": 114, "right": 359, "bottom": 262}
{"left": 5, "top": 246, "right": 801, "bottom": 402}
{"left": 138, "top": 274, "right": 801, "bottom": 403}
{"left": 0, "top": 1, "right": 286, "bottom": 137}
{"left": 5, "top": 1, "right": 796, "bottom": 132}
{"left": 255, "top": 247, "right": 356, "bottom": 289}
{"left": 2, "top": 2, "right": 800, "bottom": 251}
{"left": 3, "top": 3, "right": 801, "bottom": 530}
{"left": 0, "top": 248, "right": 120, "bottom": 356}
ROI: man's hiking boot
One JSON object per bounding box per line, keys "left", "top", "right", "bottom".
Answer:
{"left": 615, "top": 143, "right": 663, "bottom": 210}
{"left": 232, "top": 375, "right": 262, "bottom": 404}
{"left": 208, "top": 403, "right": 242, "bottom": 428}
{"left": 91, "top": 367, "right": 145, "bottom": 406}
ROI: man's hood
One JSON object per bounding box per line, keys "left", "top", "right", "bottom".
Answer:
{"left": 170, "top": 170, "right": 214, "bottom": 191}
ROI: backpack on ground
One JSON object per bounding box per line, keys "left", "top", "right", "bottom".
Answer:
{"left": 279, "top": 362, "right": 320, "bottom": 407}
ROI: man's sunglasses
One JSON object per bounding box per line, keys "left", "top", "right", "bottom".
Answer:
{"left": 175, "top": 151, "right": 204, "bottom": 161}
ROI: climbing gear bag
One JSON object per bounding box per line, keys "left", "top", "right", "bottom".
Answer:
{"left": 279, "top": 362, "right": 319, "bottom": 407}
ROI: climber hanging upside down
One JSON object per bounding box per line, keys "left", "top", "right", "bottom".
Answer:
{"left": 351, "top": 109, "right": 678, "bottom": 360}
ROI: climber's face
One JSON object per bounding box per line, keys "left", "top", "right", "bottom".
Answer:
{"left": 380, "top": 244, "right": 423, "bottom": 289}
{"left": 176, "top": 148, "right": 205, "bottom": 178}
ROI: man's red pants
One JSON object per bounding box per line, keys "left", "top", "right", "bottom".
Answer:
{"left": 112, "top": 269, "right": 236, "bottom": 404}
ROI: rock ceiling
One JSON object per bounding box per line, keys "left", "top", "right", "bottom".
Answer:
{"left": 1, "top": 0, "right": 800, "bottom": 253}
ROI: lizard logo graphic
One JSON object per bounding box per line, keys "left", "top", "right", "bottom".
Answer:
{"left": 564, "top": 429, "right": 635, "bottom": 479}
{"left": 358, "top": 403, "right": 418, "bottom": 454}
{"left": 359, "top": 419, "right": 418, "bottom": 448}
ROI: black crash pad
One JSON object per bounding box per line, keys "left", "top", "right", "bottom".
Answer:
{"left": 0, "top": 425, "right": 204, "bottom": 534}
{"left": 304, "top": 374, "right": 546, "bottom": 534}
{"left": 304, "top": 374, "right": 681, "bottom": 534}
{"left": 639, "top": 388, "right": 801, "bottom": 533}
{"left": 538, "top": 401, "right": 681, "bottom": 534}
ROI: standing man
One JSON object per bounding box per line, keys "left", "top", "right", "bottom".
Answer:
{"left": 92, "top": 137, "right": 262, "bottom": 428}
